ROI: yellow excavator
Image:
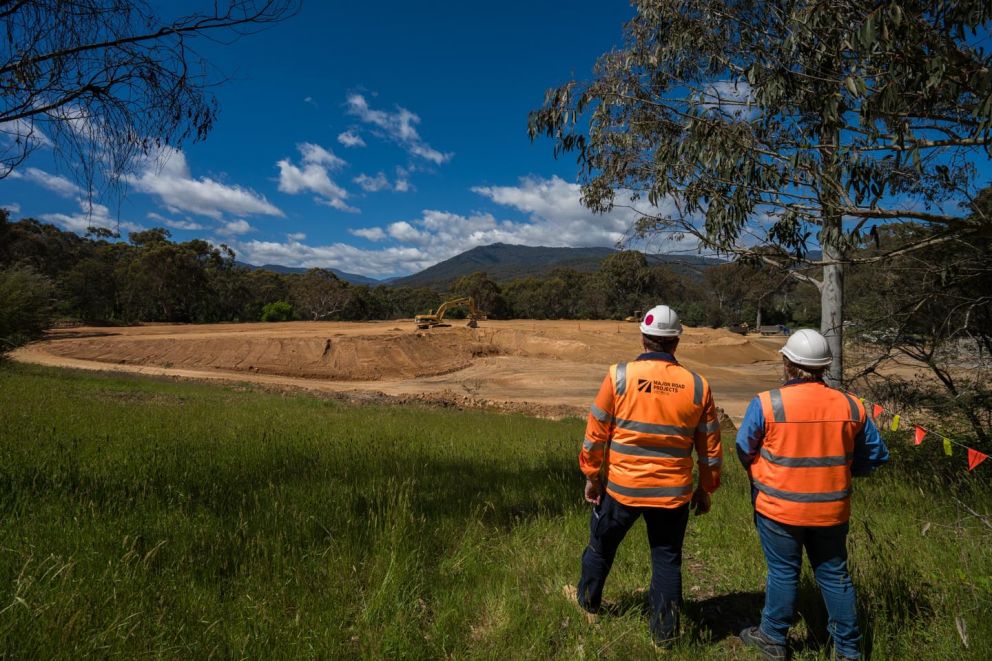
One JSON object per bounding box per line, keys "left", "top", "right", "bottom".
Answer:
{"left": 415, "top": 297, "right": 486, "bottom": 330}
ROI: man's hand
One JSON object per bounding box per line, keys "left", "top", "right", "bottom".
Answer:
{"left": 690, "top": 487, "right": 711, "bottom": 516}
{"left": 584, "top": 479, "right": 603, "bottom": 506}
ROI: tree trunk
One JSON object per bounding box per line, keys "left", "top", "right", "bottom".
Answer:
{"left": 821, "top": 234, "right": 844, "bottom": 387}
{"left": 819, "top": 120, "right": 845, "bottom": 388}
{"left": 755, "top": 306, "right": 762, "bottom": 331}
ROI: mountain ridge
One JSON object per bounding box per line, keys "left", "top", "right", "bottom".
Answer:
{"left": 241, "top": 243, "right": 725, "bottom": 289}
{"left": 388, "top": 243, "right": 723, "bottom": 289}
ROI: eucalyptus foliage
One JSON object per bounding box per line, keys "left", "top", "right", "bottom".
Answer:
{"left": 531, "top": 0, "right": 992, "bottom": 381}
{"left": 0, "top": 1, "right": 299, "bottom": 192}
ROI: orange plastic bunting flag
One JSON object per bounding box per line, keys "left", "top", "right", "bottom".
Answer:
{"left": 968, "top": 449, "right": 989, "bottom": 471}
{"left": 914, "top": 426, "right": 926, "bottom": 446}
{"left": 872, "top": 403, "right": 883, "bottom": 419}
{"left": 943, "top": 437, "right": 953, "bottom": 456}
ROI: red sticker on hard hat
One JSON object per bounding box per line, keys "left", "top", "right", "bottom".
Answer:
{"left": 645, "top": 314, "right": 654, "bottom": 325}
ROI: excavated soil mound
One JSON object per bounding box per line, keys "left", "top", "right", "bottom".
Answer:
{"left": 18, "top": 320, "right": 790, "bottom": 419}
{"left": 40, "top": 328, "right": 504, "bottom": 381}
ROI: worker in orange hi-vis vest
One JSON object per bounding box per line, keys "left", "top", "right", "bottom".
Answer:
{"left": 737, "top": 329, "right": 889, "bottom": 661}
{"left": 564, "top": 305, "right": 723, "bottom": 647}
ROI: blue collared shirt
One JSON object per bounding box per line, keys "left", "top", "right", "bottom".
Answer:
{"left": 635, "top": 351, "right": 677, "bottom": 363}
{"left": 735, "top": 379, "right": 890, "bottom": 477}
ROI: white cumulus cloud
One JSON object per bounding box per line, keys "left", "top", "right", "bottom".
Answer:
{"left": 130, "top": 146, "right": 283, "bottom": 219}
{"left": 349, "top": 226, "right": 386, "bottom": 241}
{"left": 2, "top": 202, "right": 21, "bottom": 215}
{"left": 353, "top": 172, "right": 391, "bottom": 192}
{"left": 298, "top": 142, "right": 346, "bottom": 168}
{"left": 14, "top": 167, "right": 83, "bottom": 198}
{"left": 1, "top": 119, "right": 53, "bottom": 152}
{"left": 345, "top": 93, "right": 452, "bottom": 165}
{"left": 218, "top": 219, "right": 254, "bottom": 236}
{"left": 276, "top": 142, "right": 356, "bottom": 212}
{"left": 147, "top": 212, "right": 206, "bottom": 231}
{"left": 231, "top": 236, "right": 433, "bottom": 277}
{"left": 41, "top": 199, "right": 143, "bottom": 235}
{"left": 337, "top": 130, "right": 366, "bottom": 148}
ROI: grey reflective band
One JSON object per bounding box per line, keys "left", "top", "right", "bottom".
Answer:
{"left": 702, "top": 456, "right": 722, "bottom": 467}
{"left": 760, "top": 448, "right": 853, "bottom": 468}
{"left": 752, "top": 479, "right": 852, "bottom": 503}
{"left": 607, "top": 481, "right": 693, "bottom": 498}
{"left": 589, "top": 405, "right": 612, "bottom": 423}
{"left": 691, "top": 372, "right": 703, "bottom": 405}
{"left": 614, "top": 417, "right": 693, "bottom": 437}
{"left": 843, "top": 393, "right": 861, "bottom": 423}
{"left": 697, "top": 419, "right": 721, "bottom": 434}
{"left": 609, "top": 442, "right": 691, "bottom": 459}
{"left": 769, "top": 389, "right": 786, "bottom": 422}
{"left": 583, "top": 438, "right": 606, "bottom": 451}
{"left": 615, "top": 362, "right": 628, "bottom": 396}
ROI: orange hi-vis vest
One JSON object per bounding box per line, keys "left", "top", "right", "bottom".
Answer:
{"left": 581, "top": 357, "right": 723, "bottom": 508}
{"left": 750, "top": 381, "right": 866, "bottom": 527}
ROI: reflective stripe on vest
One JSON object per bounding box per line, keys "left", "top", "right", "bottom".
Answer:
{"left": 605, "top": 359, "right": 707, "bottom": 507}
{"left": 615, "top": 362, "right": 628, "bottom": 395}
{"left": 753, "top": 479, "right": 852, "bottom": 503}
{"left": 751, "top": 382, "right": 865, "bottom": 527}
{"left": 590, "top": 404, "right": 612, "bottom": 423}
{"left": 607, "top": 480, "right": 693, "bottom": 499}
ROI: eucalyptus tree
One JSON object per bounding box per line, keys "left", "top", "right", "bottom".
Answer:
{"left": 530, "top": 0, "right": 992, "bottom": 383}
{"left": 0, "top": 0, "right": 299, "bottom": 192}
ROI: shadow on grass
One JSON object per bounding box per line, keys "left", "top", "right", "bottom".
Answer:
{"left": 684, "top": 590, "right": 765, "bottom": 642}
{"left": 594, "top": 589, "right": 767, "bottom": 644}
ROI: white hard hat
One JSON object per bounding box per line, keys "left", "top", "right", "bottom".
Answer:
{"left": 780, "top": 329, "right": 832, "bottom": 367}
{"left": 640, "top": 305, "right": 683, "bottom": 337}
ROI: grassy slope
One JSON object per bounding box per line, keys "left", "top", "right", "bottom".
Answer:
{"left": 0, "top": 364, "right": 988, "bottom": 659}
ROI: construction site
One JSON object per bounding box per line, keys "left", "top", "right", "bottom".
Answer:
{"left": 13, "top": 319, "right": 789, "bottom": 422}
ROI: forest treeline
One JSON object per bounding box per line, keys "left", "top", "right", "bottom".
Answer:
{"left": 0, "top": 213, "right": 815, "bottom": 332}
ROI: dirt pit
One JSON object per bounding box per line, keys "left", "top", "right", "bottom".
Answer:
{"left": 14, "top": 320, "right": 789, "bottom": 421}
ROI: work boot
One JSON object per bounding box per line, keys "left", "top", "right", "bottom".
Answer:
{"left": 649, "top": 600, "right": 680, "bottom": 649}
{"left": 740, "top": 626, "right": 787, "bottom": 660}
{"left": 651, "top": 633, "right": 677, "bottom": 650}
{"left": 562, "top": 584, "right": 599, "bottom": 623}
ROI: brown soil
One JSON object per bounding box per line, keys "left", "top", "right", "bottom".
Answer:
{"left": 13, "top": 320, "right": 789, "bottom": 421}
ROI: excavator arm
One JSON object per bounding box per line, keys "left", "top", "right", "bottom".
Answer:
{"left": 434, "top": 297, "right": 471, "bottom": 323}
{"left": 414, "top": 297, "right": 483, "bottom": 330}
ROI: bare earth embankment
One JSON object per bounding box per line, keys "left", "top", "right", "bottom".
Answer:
{"left": 13, "top": 320, "right": 788, "bottom": 420}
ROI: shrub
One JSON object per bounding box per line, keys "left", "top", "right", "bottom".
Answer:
{"left": 0, "top": 265, "right": 54, "bottom": 355}
{"left": 261, "top": 300, "right": 294, "bottom": 322}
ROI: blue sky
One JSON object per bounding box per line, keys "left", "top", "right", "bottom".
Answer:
{"left": 1, "top": 1, "right": 648, "bottom": 278}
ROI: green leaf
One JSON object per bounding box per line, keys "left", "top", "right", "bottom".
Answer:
{"left": 889, "top": 3, "right": 902, "bottom": 27}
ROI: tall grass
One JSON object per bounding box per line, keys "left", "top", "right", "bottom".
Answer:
{"left": 0, "top": 363, "right": 988, "bottom": 658}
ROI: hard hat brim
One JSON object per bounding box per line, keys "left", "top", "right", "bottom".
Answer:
{"left": 779, "top": 346, "right": 832, "bottom": 367}
{"left": 640, "top": 324, "right": 682, "bottom": 337}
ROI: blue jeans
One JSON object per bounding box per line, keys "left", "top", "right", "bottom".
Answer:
{"left": 756, "top": 512, "right": 861, "bottom": 659}
{"left": 578, "top": 493, "right": 689, "bottom": 642}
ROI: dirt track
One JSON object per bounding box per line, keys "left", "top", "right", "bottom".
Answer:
{"left": 13, "top": 320, "right": 789, "bottom": 421}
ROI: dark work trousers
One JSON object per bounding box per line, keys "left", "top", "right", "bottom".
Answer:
{"left": 578, "top": 492, "right": 690, "bottom": 642}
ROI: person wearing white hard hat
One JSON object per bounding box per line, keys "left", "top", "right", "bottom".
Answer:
{"left": 565, "top": 304, "right": 723, "bottom": 647}
{"left": 736, "top": 329, "right": 889, "bottom": 660}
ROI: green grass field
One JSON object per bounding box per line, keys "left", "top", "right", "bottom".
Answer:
{"left": 0, "top": 364, "right": 988, "bottom": 659}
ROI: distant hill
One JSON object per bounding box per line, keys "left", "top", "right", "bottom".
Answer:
{"left": 236, "top": 262, "right": 381, "bottom": 286}
{"left": 389, "top": 243, "right": 723, "bottom": 289}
